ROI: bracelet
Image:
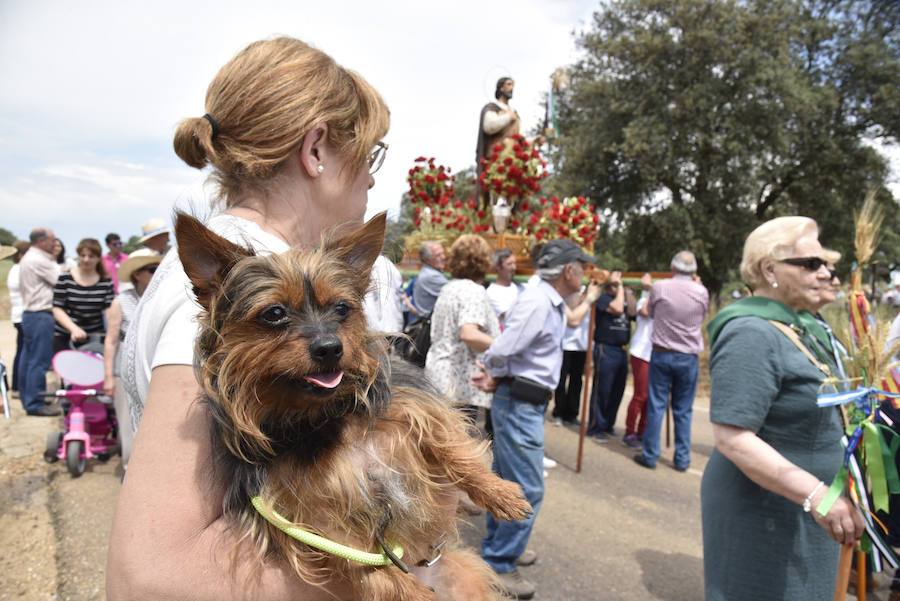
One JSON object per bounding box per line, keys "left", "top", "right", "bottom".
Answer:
{"left": 802, "top": 481, "right": 826, "bottom": 513}
{"left": 584, "top": 293, "right": 597, "bottom": 304}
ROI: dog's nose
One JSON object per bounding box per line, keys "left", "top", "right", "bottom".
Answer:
{"left": 309, "top": 335, "right": 343, "bottom": 366}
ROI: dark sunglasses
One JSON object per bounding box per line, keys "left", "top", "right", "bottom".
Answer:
{"left": 110, "top": 241, "right": 122, "bottom": 247}
{"left": 142, "top": 265, "right": 157, "bottom": 275}
{"left": 779, "top": 257, "right": 828, "bottom": 272}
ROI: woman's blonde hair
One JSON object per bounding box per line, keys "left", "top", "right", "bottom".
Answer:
{"left": 740, "top": 216, "right": 819, "bottom": 288}
{"left": 173, "top": 36, "right": 390, "bottom": 204}
{"left": 447, "top": 235, "right": 493, "bottom": 281}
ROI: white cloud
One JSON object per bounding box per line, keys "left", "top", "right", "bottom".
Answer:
{"left": 0, "top": 0, "right": 597, "bottom": 250}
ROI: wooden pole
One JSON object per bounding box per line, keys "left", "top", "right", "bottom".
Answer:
{"left": 576, "top": 302, "right": 597, "bottom": 474}
{"left": 833, "top": 544, "right": 853, "bottom": 601}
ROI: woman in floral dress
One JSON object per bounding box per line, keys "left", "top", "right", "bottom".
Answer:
{"left": 425, "top": 235, "right": 501, "bottom": 429}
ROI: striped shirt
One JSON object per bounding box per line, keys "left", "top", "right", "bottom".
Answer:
{"left": 647, "top": 274, "right": 709, "bottom": 355}
{"left": 52, "top": 273, "right": 115, "bottom": 337}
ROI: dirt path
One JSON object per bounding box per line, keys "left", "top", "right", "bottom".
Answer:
{"left": 0, "top": 319, "right": 121, "bottom": 601}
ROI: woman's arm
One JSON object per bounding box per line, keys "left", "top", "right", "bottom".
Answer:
{"left": 713, "top": 423, "right": 865, "bottom": 545}
{"left": 459, "top": 323, "right": 493, "bottom": 353}
{"left": 52, "top": 306, "right": 86, "bottom": 342}
{"left": 103, "top": 300, "right": 122, "bottom": 397}
{"left": 565, "top": 281, "right": 602, "bottom": 327}
{"left": 106, "top": 365, "right": 353, "bottom": 601}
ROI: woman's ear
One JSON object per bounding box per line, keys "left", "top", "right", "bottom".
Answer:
{"left": 759, "top": 257, "right": 777, "bottom": 286}
{"left": 299, "top": 123, "right": 328, "bottom": 178}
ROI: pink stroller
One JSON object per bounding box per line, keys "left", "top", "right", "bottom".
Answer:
{"left": 42, "top": 336, "right": 119, "bottom": 477}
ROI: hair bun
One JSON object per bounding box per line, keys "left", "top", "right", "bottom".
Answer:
{"left": 173, "top": 116, "right": 212, "bottom": 169}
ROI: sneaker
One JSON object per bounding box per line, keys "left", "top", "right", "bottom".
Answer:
{"left": 622, "top": 434, "right": 642, "bottom": 449}
{"left": 543, "top": 470, "right": 548, "bottom": 478}
{"left": 496, "top": 569, "right": 535, "bottom": 599}
{"left": 589, "top": 432, "right": 609, "bottom": 444}
{"left": 562, "top": 418, "right": 580, "bottom": 427}
{"left": 542, "top": 456, "right": 557, "bottom": 469}
{"left": 549, "top": 417, "right": 562, "bottom": 427}
{"left": 516, "top": 549, "right": 538, "bottom": 566}
{"left": 633, "top": 454, "right": 656, "bottom": 469}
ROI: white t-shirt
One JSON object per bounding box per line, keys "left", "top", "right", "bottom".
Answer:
{"left": 363, "top": 255, "right": 404, "bottom": 333}
{"left": 562, "top": 306, "right": 590, "bottom": 352}
{"left": 7, "top": 264, "right": 23, "bottom": 324}
{"left": 629, "top": 295, "right": 654, "bottom": 362}
{"left": 486, "top": 281, "right": 521, "bottom": 318}
{"left": 122, "top": 214, "right": 289, "bottom": 431}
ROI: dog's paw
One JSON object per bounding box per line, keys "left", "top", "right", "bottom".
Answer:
{"left": 467, "top": 478, "right": 532, "bottom": 522}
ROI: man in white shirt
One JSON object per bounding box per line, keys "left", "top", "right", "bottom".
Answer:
{"left": 486, "top": 248, "right": 522, "bottom": 322}
{"left": 18, "top": 227, "right": 62, "bottom": 416}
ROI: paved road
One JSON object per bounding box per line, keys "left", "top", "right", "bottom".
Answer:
{"left": 0, "top": 317, "right": 882, "bottom": 600}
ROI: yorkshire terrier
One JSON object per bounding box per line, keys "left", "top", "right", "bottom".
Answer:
{"left": 175, "top": 212, "right": 531, "bottom": 601}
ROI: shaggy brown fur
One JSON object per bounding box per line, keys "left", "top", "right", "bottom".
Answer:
{"left": 175, "top": 212, "right": 531, "bottom": 601}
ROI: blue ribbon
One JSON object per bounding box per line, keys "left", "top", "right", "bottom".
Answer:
{"left": 844, "top": 426, "right": 864, "bottom": 467}
{"left": 818, "top": 387, "right": 900, "bottom": 408}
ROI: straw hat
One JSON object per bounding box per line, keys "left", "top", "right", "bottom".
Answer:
{"left": 138, "top": 218, "right": 171, "bottom": 244}
{"left": 0, "top": 245, "right": 16, "bottom": 261}
{"left": 118, "top": 248, "right": 162, "bottom": 283}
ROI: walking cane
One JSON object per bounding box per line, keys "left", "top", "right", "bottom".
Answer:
{"left": 576, "top": 297, "right": 597, "bottom": 474}
{"left": 832, "top": 405, "right": 865, "bottom": 601}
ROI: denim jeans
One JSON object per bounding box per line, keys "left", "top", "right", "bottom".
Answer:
{"left": 20, "top": 311, "right": 55, "bottom": 413}
{"left": 586, "top": 344, "right": 628, "bottom": 435}
{"left": 640, "top": 350, "right": 699, "bottom": 468}
{"left": 482, "top": 382, "right": 545, "bottom": 573}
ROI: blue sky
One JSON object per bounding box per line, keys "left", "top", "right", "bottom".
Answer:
{"left": 1, "top": 0, "right": 897, "bottom": 257}
{"left": 0, "top": 0, "right": 598, "bottom": 253}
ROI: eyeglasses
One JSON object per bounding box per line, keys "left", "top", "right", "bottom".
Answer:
{"left": 828, "top": 268, "right": 838, "bottom": 281}
{"left": 142, "top": 265, "right": 157, "bottom": 275}
{"left": 367, "top": 141, "right": 388, "bottom": 175}
{"left": 110, "top": 241, "right": 122, "bottom": 247}
{"left": 779, "top": 257, "right": 828, "bottom": 272}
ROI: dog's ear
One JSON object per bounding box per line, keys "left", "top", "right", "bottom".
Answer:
{"left": 175, "top": 212, "right": 255, "bottom": 310}
{"left": 323, "top": 213, "right": 386, "bottom": 283}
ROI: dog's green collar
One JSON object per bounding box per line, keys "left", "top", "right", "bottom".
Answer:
{"left": 250, "top": 496, "right": 405, "bottom": 568}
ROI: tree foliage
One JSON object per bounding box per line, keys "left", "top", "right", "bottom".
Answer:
{"left": 0, "top": 227, "right": 18, "bottom": 246}
{"left": 551, "top": 0, "right": 900, "bottom": 297}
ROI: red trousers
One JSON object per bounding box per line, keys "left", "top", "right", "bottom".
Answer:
{"left": 625, "top": 355, "right": 649, "bottom": 436}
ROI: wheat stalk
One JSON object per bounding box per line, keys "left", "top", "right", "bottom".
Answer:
{"left": 853, "top": 189, "right": 884, "bottom": 269}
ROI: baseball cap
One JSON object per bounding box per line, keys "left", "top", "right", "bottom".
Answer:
{"left": 536, "top": 239, "right": 597, "bottom": 269}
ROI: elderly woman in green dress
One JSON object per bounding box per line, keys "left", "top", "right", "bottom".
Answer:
{"left": 701, "top": 216, "right": 865, "bottom": 601}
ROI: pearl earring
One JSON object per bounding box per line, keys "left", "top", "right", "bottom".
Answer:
{"left": 317, "top": 164, "right": 324, "bottom": 173}
{"left": 772, "top": 281, "right": 778, "bottom": 289}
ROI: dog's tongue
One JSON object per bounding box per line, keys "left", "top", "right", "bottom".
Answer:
{"left": 303, "top": 370, "right": 344, "bottom": 389}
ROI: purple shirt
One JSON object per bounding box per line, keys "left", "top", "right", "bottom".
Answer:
{"left": 647, "top": 274, "right": 709, "bottom": 355}
{"left": 103, "top": 251, "right": 128, "bottom": 294}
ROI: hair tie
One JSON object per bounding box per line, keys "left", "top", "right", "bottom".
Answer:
{"left": 203, "top": 113, "right": 220, "bottom": 140}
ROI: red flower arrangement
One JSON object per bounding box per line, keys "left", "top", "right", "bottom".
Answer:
{"left": 515, "top": 196, "right": 599, "bottom": 250}
{"left": 406, "top": 157, "right": 492, "bottom": 234}
{"left": 478, "top": 134, "right": 548, "bottom": 202}
{"left": 406, "top": 156, "right": 599, "bottom": 254}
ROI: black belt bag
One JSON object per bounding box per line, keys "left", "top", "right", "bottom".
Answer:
{"left": 507, "top": 376, "right": 552, "bottom": 405}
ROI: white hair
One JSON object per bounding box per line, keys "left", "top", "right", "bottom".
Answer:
{"left": 671, "top": 251, "right": 697, "bottom": 274}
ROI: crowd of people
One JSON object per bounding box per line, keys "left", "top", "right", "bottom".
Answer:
{"left": 2, "top": 33, "right": 899, "bottom": 601}
{"left": 5, "top": 223, "right": 170, "bottom": 421}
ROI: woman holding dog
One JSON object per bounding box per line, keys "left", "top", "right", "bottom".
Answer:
{"left": 701, "top": 216, "right": 865, "bottom": 601}
{"left": 108, "top": 37, "right": 400, "bottom": 600}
